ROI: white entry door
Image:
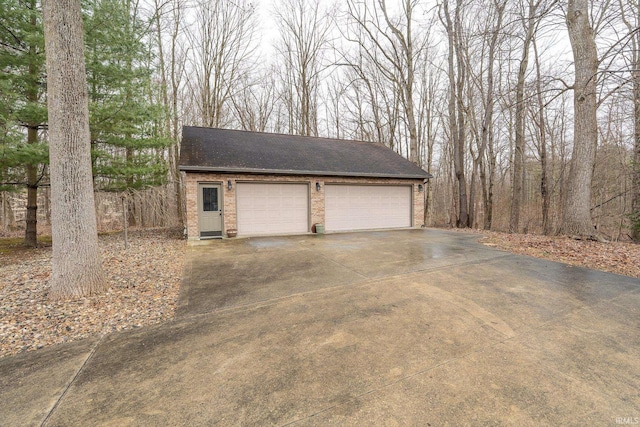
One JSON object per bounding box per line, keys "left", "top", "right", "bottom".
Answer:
{"left": 198, "top": 184, "right": 222, "bottom": 238}
{"left": 325, "top": 184, "right": 412, "bottom": 232}
{"left": 236, "top": 183, "right": 309, "bottom": 236}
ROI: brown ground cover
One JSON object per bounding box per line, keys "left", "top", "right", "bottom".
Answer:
{"left": 0, "top": 228, "right": 185, "bottom": 358}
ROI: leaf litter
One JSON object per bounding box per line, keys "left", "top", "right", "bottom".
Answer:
{"left": 0, "top": 228, "right": 185, "bottom": 358}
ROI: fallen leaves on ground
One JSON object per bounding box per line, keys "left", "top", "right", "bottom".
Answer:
{"left": 454, "top": 228, "right": 640, "bottom": 279}
{"left": 0, "top": 228, "right": 185, "bottom": 358}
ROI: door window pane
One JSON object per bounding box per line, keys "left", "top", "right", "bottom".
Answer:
{"left": 203, "top": 187, "right": 218, "bottom": 211}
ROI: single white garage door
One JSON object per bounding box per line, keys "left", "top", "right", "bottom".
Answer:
{"left": 325, "top": 185, "right": 412, "bottom": 232}
{"left": 236, "top": 183, "right": 309, "bottom": 236}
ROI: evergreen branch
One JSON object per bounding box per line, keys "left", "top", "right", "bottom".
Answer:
{"left": 0, "top": 22, "right": 26, "bottom": 51}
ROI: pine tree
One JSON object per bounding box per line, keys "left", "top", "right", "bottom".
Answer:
{"left": 0, "top": 0, "right": 48, "bottom": 247}
{"left": 1, "top": 0, "right": 170, "bottom": 237}
{"left": 85, "top": 0, "right": 170, "bottom": 197}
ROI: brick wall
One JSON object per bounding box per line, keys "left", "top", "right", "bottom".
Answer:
{"left": 184, "top": 172, "right": 425, "bottom": 239}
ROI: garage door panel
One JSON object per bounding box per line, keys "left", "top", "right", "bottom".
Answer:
{"left": 237, "top": 183, "right": 308, "bottom": 235}
{"left": 325, "top": 185, "right": 411, "bottom": 232}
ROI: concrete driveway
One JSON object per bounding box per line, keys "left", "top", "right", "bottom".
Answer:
{"left": 2, "top": 229, "right": 639, "bottom": 426}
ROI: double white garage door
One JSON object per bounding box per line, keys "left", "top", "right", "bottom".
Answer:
{"left": 236, "top": 183, "right": 412, "bottom": 236}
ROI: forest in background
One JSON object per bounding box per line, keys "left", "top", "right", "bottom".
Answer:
{"left": 1, "top": 0, "right": 639, "bottom": 244}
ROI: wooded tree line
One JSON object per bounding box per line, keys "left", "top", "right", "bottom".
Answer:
{"left": 2, "top": 0, "right": 639, "bottom": 243}
{"left": 1, "top": 0, "right": 171, "bottom": 247}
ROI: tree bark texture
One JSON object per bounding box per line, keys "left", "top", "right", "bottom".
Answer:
{"left": 43, "top": 0, "right": 107, "bottom": 299}
{"left": 561, "top": 0, "right": 599, "bottom": 238}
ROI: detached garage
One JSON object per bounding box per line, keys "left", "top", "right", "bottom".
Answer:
{"left": 179, "top": 126, "right": 431, "bottom": 240}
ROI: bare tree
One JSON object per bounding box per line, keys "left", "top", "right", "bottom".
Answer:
{"left": 467, "top": 0, "right": 507, "bottom": 230}
{"left": 418, "top": 57, "right": 442, "bottom": 225}
{"left": 187, "top": 0, "right": 257, "bottom": 128}
{"left": 274, "top": 0, "right": 332, "bottom": 136}
{"left": 231, "top": 68, "right": 278, "bottom": 132}
{"left": 338, "top": 49, "right": 386, "bottom": 144}
{"left": 343, "top": 0, "right": 427, "bottom": 164}
{"left": 153, "top": 0, "right": 188, "bottom": 225}
{"left": 43, "top": 0, "right": 106, "bottom": 299}
{"left": 619, "top": 0, "right": 640, "bottom": 240}
{"left": 561, "top": 0, "right": 600, "bottom": 239}
{"left": 509, "top": 0, "right": 551, "bottom": 233}
{"left": 440, "top": 0, "right": 469, "bottom": 227}
{"left": 530, "top": 34, "right": 556, "bottom": 235}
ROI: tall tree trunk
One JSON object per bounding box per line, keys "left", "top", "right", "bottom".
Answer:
{"left": 486, "top": 138, "right": 496, "bottom": 229}
{"left": 469, "top": 146, "right": 479, "bottom": 228}
{"left": 153, "top": 0, "right": 179, "bottom": 227}
{"left": 399, "top": 0, "right": 419, "bottom": 165}
{"left": 25, "top": 128, "right": 38, "bottom": 247}
{"left": 561, "top": 0, "right": 599, "bottom": 239}
{"left": 454, "top": 1, "right": 468, "bottom": 227}
{"left": 43, "top": 186, "right": 51, "bottom": 225}
{"left": 442, "top": 1, "right": 467, "bottom": 227}
{"left": 631, "top": 1, "right": 640, "bottom": 241}
{"left": 2, "top": 192, "right": 16, "bottom": 230}
{"left": 424, "top": 161, "right": 433, "bottom": 227}
{"left": 171, "top": 1, "right": 185, "bottom": 226}
{"left": 398, "top": 0, "right": 422, "bottom": 166}
{"left": 43, "top": 0, "right": 106, "bottom": 299}
{"left": 633, "top": 56, "right": 640, "bottom": 241}
{"left": 24, "top": 1, "right": 39, "bottom": 248}
{"left": 561, "top": 0, "right": 600, "bottom": 239}
{"left": 481, "top": 0, "right": 506, "bottom": 230}
{"left": 509, "top": 0, "right": 537, "bottom": 233}
{"left": 534, "top": 38, "right": 551, "bottom": 235}
{"left": 423, "top": 75, "right": 435, "bottom": 226}
{"left": 468, "top": 80, "right": 481, "bottom": 228}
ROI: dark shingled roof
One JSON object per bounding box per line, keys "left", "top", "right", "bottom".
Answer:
{"left": 179, "top": 126, "right": 431, "bottom": 180}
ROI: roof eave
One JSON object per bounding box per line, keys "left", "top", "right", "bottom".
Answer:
{"left": 178, "top": 165, "right": 432, "bottom": 180}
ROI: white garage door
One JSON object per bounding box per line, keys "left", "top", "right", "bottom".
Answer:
{"left": 325, "top": 185, "right": 412, "bottom": 232}
{"left": 236, "top": 183, "right": 309, "bottom": 236}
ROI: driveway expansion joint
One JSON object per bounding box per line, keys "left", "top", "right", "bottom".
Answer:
{"left": 40, "top": 335, "right": 104, "bottom": 427}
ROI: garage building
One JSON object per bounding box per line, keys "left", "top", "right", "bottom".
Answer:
{"left": 179, "top": 126, "right": 431, "bottom": 239}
